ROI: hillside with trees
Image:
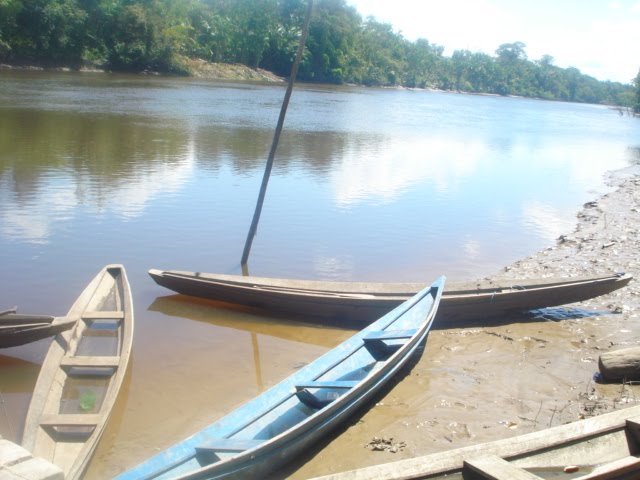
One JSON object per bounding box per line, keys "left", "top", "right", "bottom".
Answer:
{"left": 0, "top": 0, "right": 637, "bottom": 108}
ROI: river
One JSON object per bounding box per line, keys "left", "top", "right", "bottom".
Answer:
{"left": 0, "top": 70, "right": 639, "bottom": 478}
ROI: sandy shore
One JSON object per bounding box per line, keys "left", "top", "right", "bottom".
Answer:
{"left": 288, "top": 165, "right": 640, "bottom": 478}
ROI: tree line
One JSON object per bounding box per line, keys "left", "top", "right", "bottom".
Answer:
{"left": 0, "top": 0, "right": 638, "bottom": 109}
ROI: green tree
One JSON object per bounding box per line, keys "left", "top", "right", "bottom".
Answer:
{"left": 359, "top": 18, "right": 407, "bottom": 86}
{"left": 301, "top": 0, "right": 363, "bottom": 84}
{"left": 404, "top": 38, "right": 443, "bottom": 88}
{"left": 262, "top": 2, "right": 306, "bottom": 74}
{"left": 6, "top": 0, "right": 88, "bottom": 66}
{"left": 0, "top": 0, "right": 22, "bottom": 59}
{"left": 496, "top": 41, "right": 527, "bottom": 62}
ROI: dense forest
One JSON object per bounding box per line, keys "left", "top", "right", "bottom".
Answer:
{"left": 0, "top": 0, "right": 638, "bottom": 109}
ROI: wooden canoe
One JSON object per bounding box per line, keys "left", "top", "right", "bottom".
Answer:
{"left": 311, "top": 404, "right": 640, "bottom": 480}
{"left": 148, "top": 269, "right": 632, "bottom": 324}
{"left": 0, "top": 310, "right": 76, "bottom": 348}
{"left": 21, "top": 264, "right": 134, "bottom": 480}
{"left": 116, "top": 277, "right": 445, "bottom": 480}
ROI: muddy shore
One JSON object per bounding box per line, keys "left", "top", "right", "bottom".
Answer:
{"left": 287, "top": 166, "right": 640, "bottom": 479}
{"left": 0, "top": 60, "right": 285, "bottom": 83}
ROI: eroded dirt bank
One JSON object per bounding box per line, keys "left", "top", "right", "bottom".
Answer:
{"left": 288, "top": 166, "right": 640, "bottom": 479}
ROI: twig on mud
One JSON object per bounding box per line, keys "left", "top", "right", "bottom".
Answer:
{"left": 533, "top": 400, "right": 543, "bottom": 425}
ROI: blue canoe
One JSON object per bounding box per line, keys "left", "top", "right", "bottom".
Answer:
{"left": 116, "top": 276, "right": 445, "bottom": 480}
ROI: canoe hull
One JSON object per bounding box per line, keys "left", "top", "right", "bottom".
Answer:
{"left": 148, "top": 269, "right": 632, "bottom": 323}
{"left": 311, "top": 404, "right": 640, "bottom": 480}
{"left": 117, "top": 277, "right": 445, "bottom": 479}
{"left": 21, "top": 264, "right": 134, "bottom": 480}
{"left": 0, "top": 314, "right": 76, "bottom": 348}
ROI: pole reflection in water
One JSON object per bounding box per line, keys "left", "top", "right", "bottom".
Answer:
{"left": 251, "top": 332, "right": 263, "bottom": 392}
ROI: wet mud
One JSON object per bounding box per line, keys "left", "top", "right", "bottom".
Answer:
{"left": 286, "top": 166, "right": 640, "bottom": 479}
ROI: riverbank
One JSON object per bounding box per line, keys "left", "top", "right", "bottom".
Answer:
{"left": 0, "top": 60, "right": 285, "bottom": 83}
{"left": 288, "top": 165, "right": 640, "bottom": 478}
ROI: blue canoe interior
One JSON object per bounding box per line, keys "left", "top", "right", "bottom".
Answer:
{"left": 116, "top": 277, "right": 445, "bottom": 480}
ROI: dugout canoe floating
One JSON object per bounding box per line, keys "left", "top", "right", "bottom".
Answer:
{"left": 21, "top": 264, "right": 134, "bottom": 480}
{"left": 148, "top": 269, "right": 632, "bottom": 323}
{"left": 0, "top": 309, "right": 76, "bottom": 349}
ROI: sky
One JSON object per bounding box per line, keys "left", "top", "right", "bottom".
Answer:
{"left": 345, "top": 0, "right": 640, "bottom": 84}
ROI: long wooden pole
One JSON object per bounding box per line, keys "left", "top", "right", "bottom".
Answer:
{"left": 241, "top": 0, "right": 314, "bottom": 266}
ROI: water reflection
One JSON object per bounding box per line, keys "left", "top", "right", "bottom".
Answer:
{"left": 0, "top": 109, "right": 196, "bottom": 242}
{"left": 331, "top": 136, "right": 484, "bottom": 206}
{"left": 521, "top": 201, "right": 578, "bottom": 244}
{"left": 0, "top": 354, "right": 40, "bottom": 442}
{"left": 1, "top": 73, "right": 640, "bottom": 285}
{"left": 148, "top": 295, "right": 353, "bottom": 348}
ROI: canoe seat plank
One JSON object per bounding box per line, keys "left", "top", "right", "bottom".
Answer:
{"left": 363, "top": 329, "right": 417, "bottom": 342}
{"left": 60, "top": 356, "right": 120, "bottom": 368}
{"left": 39, "top": 414, "right": 101, "bottom": 426}
{"left": 464, "top": 455, "right": 542, "bottom": 479}
{"left": 574, "top": 455, "right": 640, "bottom": 480}
{"left": 195, "top": 438, "right": 263, "bottom": 454}
{"left": 363, "top": 329, "right": 417, "bottom": 360}
{"left": 294, "top": 381, "right": 358, "bottom": 409}
{"left": 82, "top": 311, "right": 124, "bottom": 320}
{"left": 294, "top": 380, "right": 359, "bottom": 391}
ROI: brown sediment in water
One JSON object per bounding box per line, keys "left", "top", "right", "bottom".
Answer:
{"left": 283, "top": 166, "right": 640, "bottom": 479}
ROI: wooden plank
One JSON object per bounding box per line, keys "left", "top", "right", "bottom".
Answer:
{"left": 60, "top": 356, "right": 120, "bottom": 368}
{"left": 464, "top": 455, "right": 542, "bottom": 479}
{"left": 294, "top": 381, "right": 358, "bottom": 391}
{"left": 575, "top": 455, "right": 640, "bottom": 480}
{"left": 599, "top": 347, "right": 640, "bottom": 381}
{"left": 294, "top": 381, "right": 359, "bottom": 409}
{"left": 7, "top": 457, "right": 64, "bottom": 480}
{"left": 39, "top": 414, "right": 101, "bottom": 427}
{"left": 363, "top": 329, "right": 417, "bottom": 342}
{"left": 195, "top": 438, "right": 263, "bottom": 453}
{"left": 82, "top": 311, "right": 124, "bottom": 320}
{"left": 309, "top": 406, "right": 640, "bottom": 480}
{"left": 626, "top": 417, "right": 640, "bottom": 446}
